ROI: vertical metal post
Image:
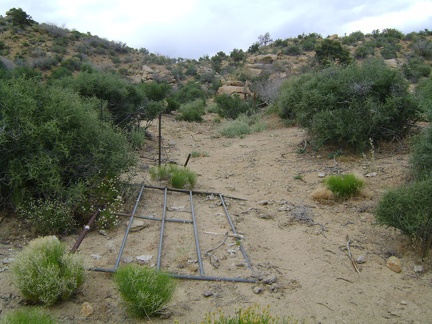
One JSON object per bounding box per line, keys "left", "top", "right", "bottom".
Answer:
{"left": 156, "top": 187, "right": 168, "bottom": 270}
{"left": 158, "top": 113, "right": 162, "bottom": 166}
{"left": 219, "top": 194, "right": 253, "bottom": 270}
{"left": 189, "top": 191, "right": 204, "bottom": 276}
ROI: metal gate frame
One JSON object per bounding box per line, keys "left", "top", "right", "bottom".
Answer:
{"left": 80, "top": 184, "right": 256, "bottom": 283}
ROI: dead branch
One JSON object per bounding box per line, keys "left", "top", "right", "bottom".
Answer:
{"left": 346, "top": 235, "right": 360, "bottom": 274}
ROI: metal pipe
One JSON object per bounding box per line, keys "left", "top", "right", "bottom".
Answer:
{"left": 184, "top": 153, "right": 191, "bottom": 167}
{"left": 189, "top": 191, "right": 204, "bottom": 276}
{"left": 156, "top": 187, "right": 168, "bottom": 270}
{"left": 136, "top": 184, "right": 247, "bottom": 201}
{"left": 113, "top": 184, "right": 145, "bottom": 271}
{"left": 219, "top": 194, "right": 253, "bottom": 271}
{"left": 70, "top": 208, "right": 101, "bottom": 253}
{"left": 171, "top": 273, "right": 257, "bottom": 283}
{"left": 115, "top": 212, "right": 193, "bottom": 224}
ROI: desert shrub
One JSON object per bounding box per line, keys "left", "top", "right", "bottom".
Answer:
{"left": 324, "top": 174, "right": 364, "bottom": 199}
{"left": 48, "top": 66, "right": 73, "bottom": 82}
{"left": 114, "top": 265, "right": 176, "bottom": 318}
{"left": 129, "top": 127, "right": 147, "bottom": 150}
{"left": 416, "top": 77, "right": 432, "bottom": 119}
{"left": 277, "top": 58, "right": 420, "bottom": 151}
{"left": 410, "top": 125, "right": 432, "bottom": 180}
{"left": 410, "top": 39, "right": 432, "bottom": 59}
{"left": 402, "top": 56, "right": 431, "bottom": 83}
{"left": 11, "top": 236, "right": 84, "bottom": 306}
{"left": 0, "top": 77, "right": 136, "bottom": 231}
{"left": 285, "top": 44, "right": 302, "bottom": 56}
{"left": 375, "top": 178, "right": 432, "bottom": 255}
{"left": 139, "top": 81, "right": 171, "bottom": 102}
{"left": 149, "top": 164, "right": 197, "bottom": 189}
{"left": 60, "top": 56, "right": 82, "bottom": 71}
{"left": 218, "top": 116, "right": 252, "bottom": 138}
{"left": 353, "top": 44, "right": 375, "bottom": 59}
{"left": 314, "top": 39, "right": 352, "bottom": 66}
{"left": 176, "top": 99, "right": 206, "bottom": 122}
{"left": 214, "top": 94, "right": 253, "bottom": 120}
{"left": 202, "top": 304, "right": 302, "bottom": 324}
{"left": 0, "top": 307, "right": 56, "bottom": 324}
{"left": 173, "top": 81, "right": 206, "bottom": 104}
{"left": 165, "top": 98, "right": 180, "bottom": 113}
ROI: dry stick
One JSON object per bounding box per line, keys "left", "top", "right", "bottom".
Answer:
{"left": 346, "top": 235, "right": 360, "bottom": 274}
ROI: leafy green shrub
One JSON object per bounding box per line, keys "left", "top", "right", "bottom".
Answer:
{"left": 324, "top": 174, "right": 364, "bottom": 199}
{"left": 114, "top": 265, "right": 176, "bottom": 318}
{"left": 416, "top": 77, "right": 432, "bottom": 119}
{"left": 375, "top": 178, "right": 432, "bottom": 256}
{"left": 410, "top": 125, "right": 432, "bottom": 180}
{"left": 149, "top": 164, "right": 197, "bottom": 189}
{"left": 129, "top": 127, "right": 147, "bottom": 150}
{"left": 11, "top": 236, "right": 84, "bottom": 306}
{"left": 176, "top": 99, "right": 206, "bottom": 122}
{"left": 202, "top": 304, "right": 301, "bottom": 324}
{"left": 314, "top": 39, "right": 352, "bottom": 66}
{"left": 219, "top": 117, "right": 251, "bottom": 138}
{"left": 214, "top": 94, "right": 253, "bottom": 120}
{"left": 165, "top": 98, "right": 180, "bottom": 113}
{"left": 0, "top": 307, "right": 56, "bottom": 324}
{"left": 173, "top": 81, "right": 206, "bottom": 104}
{"left": 0, "top": 77, "right": 136, "bottom": 232}
{"left": 277, "top": 58, "right": 420, "bottom": 151}
{"left": 402, "top": 56, "right": 431, "bottom": 83}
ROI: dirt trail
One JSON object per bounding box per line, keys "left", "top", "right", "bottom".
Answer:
{"left": 1, "top": 113, "right": 431, "bottom": 323}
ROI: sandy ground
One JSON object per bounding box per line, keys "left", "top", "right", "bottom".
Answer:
{"left": 1, "top": 113, "right": 432, "bottom": 323}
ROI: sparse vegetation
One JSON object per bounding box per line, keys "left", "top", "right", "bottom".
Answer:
{"left": 0, "top": 307, "right": 56, "bottom": 324}
{"left": 11, "top": 236, "right": 84, "bottom": 306}
{"left": 324, "top": 174, "right": 364, "bottom": 199}
{"left": 114, "top": 265, "right": 176, "bottom": 318}
{"left": 149, "top": 164, "right": 197, "bottom": 189}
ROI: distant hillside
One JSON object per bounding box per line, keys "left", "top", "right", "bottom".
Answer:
{"left": 1, "top": 8, "right": 432, "bottom": 89}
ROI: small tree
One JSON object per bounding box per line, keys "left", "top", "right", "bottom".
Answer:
{"left": 5, "top": 8, "right": 35, "bottom": 27}
{"left": 258, "top": 32, "right": 273, "bottom": 46}
{"left": 315, "top": 39, "right": 352, "bottom": 66}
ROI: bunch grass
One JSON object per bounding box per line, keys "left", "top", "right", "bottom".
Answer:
{"left": 0, "top": 307, "right": 56, "bottom": 324}
{"left": 324, "top": 174, "right": 364, "bottom": 199}
{"left": 149, "top": 164, "right": 197, "bottom": 189}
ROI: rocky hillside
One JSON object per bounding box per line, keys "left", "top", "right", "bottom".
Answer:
{"left": 1, "top": 9, "right": 432, "bottom": 93}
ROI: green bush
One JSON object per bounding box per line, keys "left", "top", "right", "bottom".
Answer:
{"left": 149, "top": 164, "right": 197, "bottom": 189}
{"left": 415, "top": 76, "right": 432, "bottom": 119}
{"left": 214, "top": 94, "right": 253, "bottom": 120}
{"left": 277, "top": 58, "right": 420, "bottom": 151}
{"left": 114, "top": 265, "right": 176, "bottom": 318}
{"left": 410, "top": 125, "right": 432, "bottom": 181}
{"left": 0, "top": 77, "right": 136, "bottom": 232}
{"left": 402, "top": 56, "right": 431, "bottom": 83}
{"left": 324, "top": 174, "right": 364, "bottom": 199}
{"left": 375, "top": 179, "right": 432, "bottom": 252}
{"left": 314, "top": 39, "right": 352, "bottom": 66}
{"left": 176, "top": 99, "right": 206, "bottom": 122}
{"left": 218, "top": 116, "right": 251, "bottom": 138}
{"left": 11, "top": 236, "right": 84, "bottom": 306}
{"left": 0, "top": 307, "right": 56, "bottom": 324}
{"left": 173, "top": 81, "right": 206, "bottom": 104}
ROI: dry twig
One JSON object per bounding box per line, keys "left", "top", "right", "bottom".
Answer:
{"left": 346, "top": 235, "right": 360, "bottom": 273}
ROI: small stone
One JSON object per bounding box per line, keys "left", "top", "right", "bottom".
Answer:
{"left": 356, "top": 255, "right": 367, "bottom": 264}
{"left": 365, "top": 172, "right": 377, "bottom": 177}
{"left": 258, "top": 200, "right": 269, "bottom": 206}
{"left": 401, "top": 300, "right": 408, "bottom": 305}
{"left": 318, "top": 172, "right": 326, "bottom": 178}
{"left": 387, "top": 256, "right": 402, "bottom": 273}
{"left": 269, "top": 283, "right": 280, "bottom": 292}
{"left": 90, "top": 254, "right": 102, "bottom": 260}
{"left": 122, "top": 257, "right": 134, "bottom": 263}
{"left": 203, "top": 291, "right": 214, "bottom": 297}
{"left": 81, "top": 302, "right": 94, "bottom": 317}
{"left": 98, "top": 230, "right": 107, "bottom": 236}
{"left": 252, "top": 286, "right": 263, "bottom": 294}
{"left": 235, "top": 261, "right": 245, "bottom": 267}
{"left": 227, "top": 249, "right": 236, "bottom": 256}
{"left": 136, "top": 255, "right": 153, "bottom": 263}
{"left": 414, "top": 265, "right": 424, "bottom": 273}
{"left": 262, "top": 274, "right": 277, "bottom": 285}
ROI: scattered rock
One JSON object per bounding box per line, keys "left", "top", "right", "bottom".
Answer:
{"left": 356, "top": 255, "right": 367, "bottom": 264}
{"left": 318, "top": 172, "right": 326, "bottom": 178}
{"left": 129, "top": 219, "right": 148, "bottom": 232}
{"left": 387, "top": 256, "right": 402, "bottom": 273}
{"left": 401, "top": 300, "right": 408, "bottom": 305}
{"left": 122, "top": 257, "right": 134, "bottom": 263}
{"left": 235, "top": 261, "right": 245, "bottom": 267}
{"left": 262, "top": 274, "right": 277, "bottom": 285}
{"left": 414, "top": 265, "right": 424, "bottom": 273}
{"left": 91, "top": 254, "right": 102, "bottom": 260}
{"left": 136, "top": 255, "right": 153, "bottom": 263}
{"left": 365, "top": 172, "right": 377, "bottom": 177}
{"left": 252, "top": 286, "right": 263, "bottom": 294}
{"left": 268, "top": 283, "right": 280, "bottom": 292}
{"left": 203, "top": 291, "right": 214, "bottom": 297}
{"left": 258, "top": 200, "right": 269, "bottom": 206}
{"left": 227, "top": 249, "right": 236, "bottom": 256}
{"left": 2, "top": 258, "right": 14, "bottom": 264}
{"left": 98, "top": 230, "right": 107, "bottom": 236}
{"left": 81, "top": 302, "right": 94, "bottom": 317}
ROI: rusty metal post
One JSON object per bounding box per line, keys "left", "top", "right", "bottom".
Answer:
{"left": 71, "top": 208, "right": 102, "bottom": 253}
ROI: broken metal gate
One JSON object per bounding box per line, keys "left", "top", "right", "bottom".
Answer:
{"left": 79, "top": 184, "right": 256, "bottom": 283}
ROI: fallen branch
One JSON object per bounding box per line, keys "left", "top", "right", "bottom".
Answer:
{"left": 346, "top": 235, "right": 360, "bottom": 274}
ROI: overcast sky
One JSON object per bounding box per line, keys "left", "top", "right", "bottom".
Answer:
{"left": 1, "top": 1, "right": 431, "bottom": 59}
